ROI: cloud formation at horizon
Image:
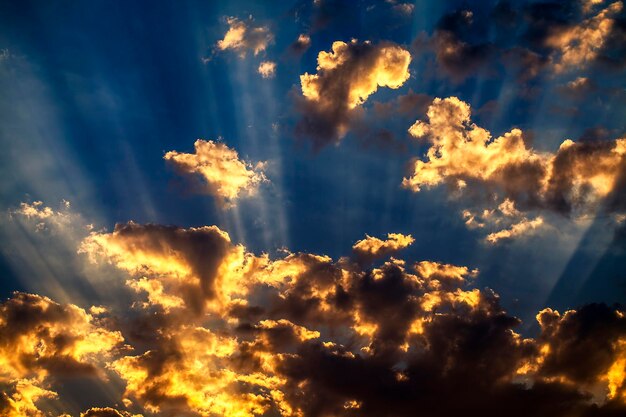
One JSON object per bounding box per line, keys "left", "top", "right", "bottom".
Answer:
{"left": 2, "top": 220, "right": 626, "bottom": 416}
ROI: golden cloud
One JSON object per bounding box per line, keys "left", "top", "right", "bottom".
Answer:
{"left": 164, "top": 139, "right": 266, "bottom": 207}
{"left": 0, "top": 293, "right": 123, "bottom": 417}
{"left": 216, "top": 17, "right": 273, "bottom": 57}
{"left": 352, "top": 232, "right": 414, "bottom": 262}
{"left": 295, "top": 40, "right": 411, "bottom": 147}
{"left": 0, "top": 216, "right": 622, "bottom": 415}
{"left": 547, "top": 1, "right": 623, "bottom": 72}
{"left": 258, "top": 61, "right": 276, "bottom": 78}
{"left": 404, "top": 96, "right": 626, "bottom": 240}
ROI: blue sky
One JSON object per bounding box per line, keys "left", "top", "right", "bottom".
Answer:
{"left": 1, "top": 2, "right": 626, "bottom": 415}
{"left": 2, "top": 0, "right": 624, "bottom": 326}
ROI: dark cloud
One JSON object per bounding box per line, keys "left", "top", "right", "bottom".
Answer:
{"left": 294, "top": 40, "right": 411, "bottom": 150}
{"left": 4, "top": 222, "right": 626, "bottom": 415}
{"left": 418, "top": 1, "right": 626, "bottom": 84}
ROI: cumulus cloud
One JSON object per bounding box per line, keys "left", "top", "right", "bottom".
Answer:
{"left": 295, "top": 40, "right": 411, "bottom": 149}
{"left": 0, "top": 292, "right": 123, "bottom": 417}
{"left": 164, "top": 139, "right": 266, "bottom": 207}
{"left": 79, "top": 222, "right": 238, "bottom": 314}
{"left": 2, "top": 214, "right": 625, "bottom": 415}
{"left": 257, "top": 60, "right": 276, "bottom": 78}
{"left": 403, "top": 96, "right": 626, "bottom": 240}
{"left": 547, "top": 1, "right": 623, "bottom": 72}
{"left": 68, "top": 219, "right": 626, "bottom": 415}
{"left": 352, "top": 232, "right": 414, "bottom": 263}
{"left": 216, "top": 17, "right": 273, "bottom": 57}
{"left": 420, "top": 0, "right": 626, "bottom": 83}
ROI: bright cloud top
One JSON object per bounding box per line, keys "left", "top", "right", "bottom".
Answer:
{"left": 164, "top": 139, "right": 266, "bottom": 207}
{"left": 296, "top": 40, "right": 411, "bottom": 147}
{"left": 216, "top": 17, "right": 273, "bottom": 57}
{"left": 547, "top": 1, "right": 623, "bottom": 72}
{"left": 4, "top": 217, "right": 626, "bottom": 416}
{"left": 352, "top": 232, "right": 414, "bottom": 262}
{"left": 403, "top": 97, "right": 626, "bottom": 222}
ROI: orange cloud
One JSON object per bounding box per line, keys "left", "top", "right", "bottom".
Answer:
{"left": 216, "top": 17, "right": 273, "bottom": 57}
{"left": 164, "top": 139, "right": 266, "bottom": 207}
{"left": 258, "top": 61, "right": 276, "bottom": 78}
{"left": 404, "top": 96, "right": 626, "bottom": 240}
{"left": 296, "top": 40, "right": 411, "bottom": 147}
{"left": 352, "top": 232, "right": 414, "bottom": 262}
{"left": 0, "top": 293, "right": 123, "bottom": 417}
{"left": 6, "top": 217, "right": 625, "bottom": 415}
{"left": 547, "top": 1, "right": 623, "bottom": 72}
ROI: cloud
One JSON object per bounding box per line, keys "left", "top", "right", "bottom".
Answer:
{"left": 0, "top": 292, "right": 123, "bottom": 417}
{"left": 389, "top": 1, "right": 415, "bottom": 16}
{"left": 352, "top": 232, "right": 414, "bottom": 263}
{"left": 1, "top": 216, "right": 624, "bottom": 415}
{"left": 535, "top": 303, "right": 626, "bottom": 401}
{"left": 164, "top": 139, "right": 266, "bottom": 207}
{"left": 546, "top": 1, "right": 623, "bottom": 72}
{"left": 427, "top": 9, "right": 495, "bottom": 82}
{"left": 485, "top": 216, "right": 545, "bottom": 244}
{"left": 79, "top": 222, "right": 239, "bottom": 314}
{"left": 216, "top": 17, "right": 273, "bottom": 57}
{"left": 80, "top": 407, "right": 143, "bottom": 417}
{"left": 295, "top": 40, "right": 411, "bottom": 149}
{"left": 403, "top": 96, "right": 626, "bottom": 239}
{"left": 289, "top": 34, "right": 311, "bottom": 55}
{"left": 257, "top": 60, "right": 276, "bottom": 78}
{"left": 419, "top": 0, "right": 626, "bottom": 83}
{"left": 0, "top": 378, "right": 57, "bottom": 417}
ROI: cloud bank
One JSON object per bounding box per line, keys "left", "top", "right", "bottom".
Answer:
{"left": 4, "top": 223, "right": 624, "bottom": 416}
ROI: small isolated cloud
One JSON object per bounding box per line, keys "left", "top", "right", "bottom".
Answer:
{"left": 9, "top": 200, "right": 75, "bottom": 232}
{"left": 463, "top": 199, "right": 546, "bottom": 244}
{"left": 295, "top": 40, "right": 411, "bottom": 149}
{"left": 258, "top": 60, "right": 276, "bottom": 78}
{"left": 403, "top": 96, "right": 626, "bottom": 241}
{"left": 289, "top": 34, "right": 311, "bottom": 55}
{"left": 389, "top": 1, "right": 415, "bottom": 16}
{"left": 216, "top": 17, "right": 273, "bottom": 57}
{"left": 164, "top": 139, "right": 266, "bottom": 207}
{"left": 352, "top": 232, "right": 414, "bottom": 263}
{"left": 485, "top": 216, "right": 544, "bottom": 244}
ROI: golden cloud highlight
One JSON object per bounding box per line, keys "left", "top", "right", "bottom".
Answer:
{"left": 295, "top": 40, "right": 411, "bottom": 147}
{"left": 404, "top": 96, "right": 626, "bottom": 241}
{"left": 164, "top": 139, "right": 266, "bottom": 207}
{"left": 216, "top": 17, "right": 273, "bottom": 57}
{"left": 352, "top": 232, "right": 414, "bottom": 262}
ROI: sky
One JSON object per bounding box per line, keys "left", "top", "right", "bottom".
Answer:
{"left": 0, "top": 0, "right": 626, "bottom": 416}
